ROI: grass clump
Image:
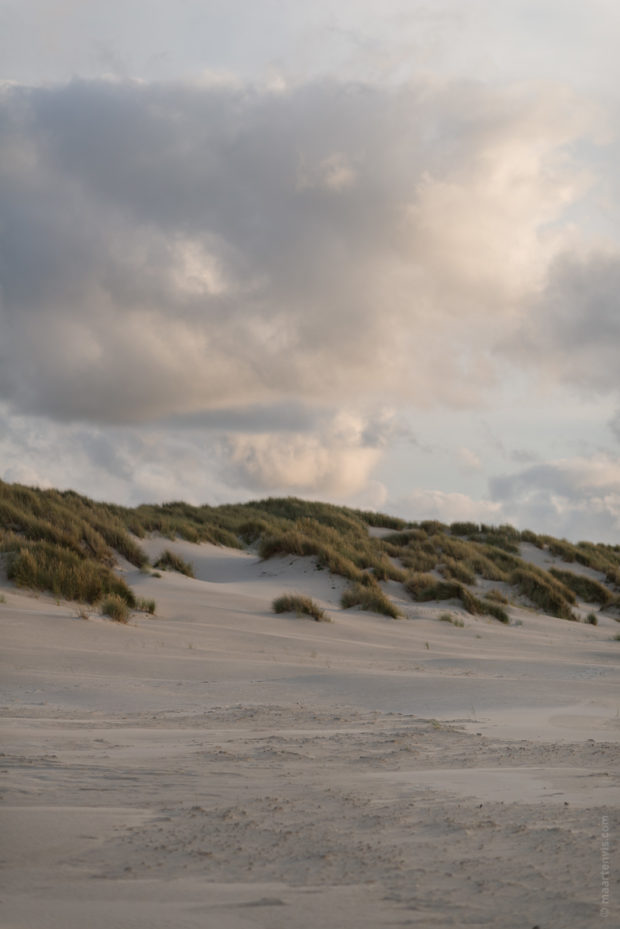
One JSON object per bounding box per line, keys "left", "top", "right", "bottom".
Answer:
{"left": 439, "top": 558, "right": 476, "bottom": 585}
{"left": 136, "top": 598, "right": 156, "bottom": 614}
{"left": 485, "top": 588, "right": 509, "bottom": 604}
{"left": 405, "top": 573, "right": 509, "bottom": 622}
{"left": 541, "top": 536, "right": 580, "bottom": 562}
{"left": 6, "top": 541, "right": 136, "bottom": 605}
{"left": 549, "top": 568, "right": 615, "bottom": 606}
{"left": 101, "top": 594, "right": 130, "bottom": 623}
{"left": 341, "top": 582, "right": 400, "bottom": 618}
{"left": 404, "top": 573, "right": 461, "bottom": 603}
{"left": 479, "top": 599, "right": 510, "bottom": 624}
{"left": 439, "top": 612, "right": 464, "bottom": 627}
{"left": 510, "top": 567, "right": 577, "bottom": 620}
{"left": 153, "top": 550, "right": 195, "bottom": 577}
{"left": 272, "top": 593, "right": 330, "bottom": 622}
{"left": 586, "top": 612, "right": 598, "bottom": 625}
{"left": 371, "top": 556, "right": 407, "bottom": 583}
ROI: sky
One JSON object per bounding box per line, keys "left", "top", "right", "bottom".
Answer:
{"left": 1, "top": 0, "right": 620, "bottom": 541}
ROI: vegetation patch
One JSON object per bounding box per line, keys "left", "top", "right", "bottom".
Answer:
{"left": 101, "top": 594, "right": 130, "bottom": 623}
{"left": 479, "top": 599, "right": 510, "bottom": 624}
{"left": 510, "top": 567, "right": 577, "bottom": 620}
{"left": 549, "top": 568, "right": 615, "bottom": 606}
{"left": 405, "top": 573, "right": 509, "bottom": 622}
{"left": 485, "top": 588, "right": 509, "bottom": 604}
{"left": 341, "top": 582, "right": 400, "bottom": 618}
{"left": 438, "top": 558, "right": 476, "bottom": 585}
{"left": 5, "top": 541, "right": 135, "bottom": 605}
{"left": 272, "top": 594, "right": 330, "bottom": 622}
{"left": 153, "top": 550, "right": 195, "bottom": 577}
{"left": 439, "top": 612, "right": 464, "bottom": 627}
{"left": 3, "top": 481, "right": 620, "bottom": 637}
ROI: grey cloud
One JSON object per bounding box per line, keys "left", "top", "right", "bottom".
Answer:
{"left": 0, "top": 405, "right": 231, "bottom": 506}
{"left": 164, "top": 401, "right": 322, "bottom": 433}
{"left": 490, "top": 463, "right": 583, "bottom": 501}
{"left": 609, "top": 410, "right": 620, "bottom": 443}
{"left": 489, "top": 456, "right": 620, "bottom": 542}
{"left": 507, "top": 250, "right": 620, "bottom": 395}
{"left": 0, "top": 77, "right": 591, "bottom": 428}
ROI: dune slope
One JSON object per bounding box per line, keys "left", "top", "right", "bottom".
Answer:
{"left": 1, "top": 534, "right": 619, "bottom": 928}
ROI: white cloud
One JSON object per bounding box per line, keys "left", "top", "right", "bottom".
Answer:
{"left": 457, "top": 447, "right": 482, "bottom": 472}
{"left": 506, "top": 249, "right": 620, "bottom": 396}
{"left": 0, "top": 77, "right": 598, "bottom": 427}
{"left": 222, "top": 411, "right": 382, "bottom": 495}
{"left": 394, "top": 489, "right": 503, "bottom": 525}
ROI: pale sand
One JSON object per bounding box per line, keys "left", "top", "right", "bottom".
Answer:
{"left": 1, "top": 538, "right": 619, "bottom": 927}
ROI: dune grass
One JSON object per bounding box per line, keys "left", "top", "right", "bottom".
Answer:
{"left": 5, "top": 540, "right": 136, "bottom": 605}
{"left": 439, "top": 612, "right": 465, "bottom": 627}
{"left": 438, "top": 558, "right": 477, "bottom": 586}
{"left": 549, "top": 568, "right": 616, "bottom": 606}
{"left": 272, "top": 593, "right": 330, "bottom": 622}
{"left": 153, "top": 550, "right": 195, "bottom": 577}
{"left": 404, "top": 572, "right": 509, "bottom": 622}
{"left": 404, "top": 573, "right": 461, "bottom": 603}
{"left": 341, "top": 581, "right": 401, "bottom": 618}
{"left": 510, "top": 567, "right": 577, "bottom": 620}
{"left": 485, "top": 588, "right": 509, "bottom": 604}
{"left": 101, "top": 594, "right": 130, "bottom": 623}
{"left": 3, "top": 480, "right": 620, "bottom": 634}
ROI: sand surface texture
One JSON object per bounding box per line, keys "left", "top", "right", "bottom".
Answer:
{"left": 1, "top": 539, "right": 619, "bottom": 927}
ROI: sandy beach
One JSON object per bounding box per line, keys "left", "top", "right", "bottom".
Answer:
{"left": 1, "top": 538, "right": 619, "bottom": 927}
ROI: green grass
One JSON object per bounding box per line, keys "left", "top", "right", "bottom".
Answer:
{"left": 3, "top": 479, "right": 620, "bottom": 638}
{"left": 485, "top": 588, "right": 509, "bottom": 604}
{"left": 101, "top": 594, "right": 130, "bottom": 623}
{"left": 549, "top": 568, "right": 615, "bottom": 606}
{"left": 404, "top": 573, "right": 509, "bottom": 622}
{"left": 479, "top": 599, "right": 510, "bottom": 624}
{"left": 438, "top": 558, "right": 477, "bottom": 585}
{"left": 405, "top": 573, "right": 462, "bottom": 603}
{"left": 510, "top": 567, "right": 577, "bottom": 620}
{"left": 341, "top": 582, "right": 400, "bottom": 618}
{"left": 153, "top": 550, "right": 195, "bottom": 577}
{"left": 272, "top": 594, "right": 330, "bottom": 622}
{"left": 5, "top": 541, "right": 136, "bottom": 605}
{"left": 439, "top": 612, "right": 464, "bottom": 627}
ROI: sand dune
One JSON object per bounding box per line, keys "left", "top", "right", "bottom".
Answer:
{"left": 1, "top": 539, "right": 619, "bottom": 927}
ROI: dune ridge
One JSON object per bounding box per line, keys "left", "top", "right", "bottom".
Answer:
{"left": 1, "top": 482, "right": 619, "bottom": 927}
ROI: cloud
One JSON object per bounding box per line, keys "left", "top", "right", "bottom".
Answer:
{"left": 388, "top": 454, "right": 620, "bottom": 542}
{"left": 507, "top": 250, "right": 620, "bottom": 396}
{"left": 609, "top": 410, "right": 620, "bottom": 443}
{"left": 0, "top": 77, "right": 596, "bottom": 428}
{"left": 221, "top": 411, "right": 382, "bottom": 495}
{"left": 0, "top": 403, "right": 387, "bottom": 504}
{"left": 489, "top": 454, "right": 620, "bottom": 542}
{"left": 394, "top": 488, "right": 503, "bottom": 525}
{"left": 457, "top": 446, "right": 482, "bottom": 472}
